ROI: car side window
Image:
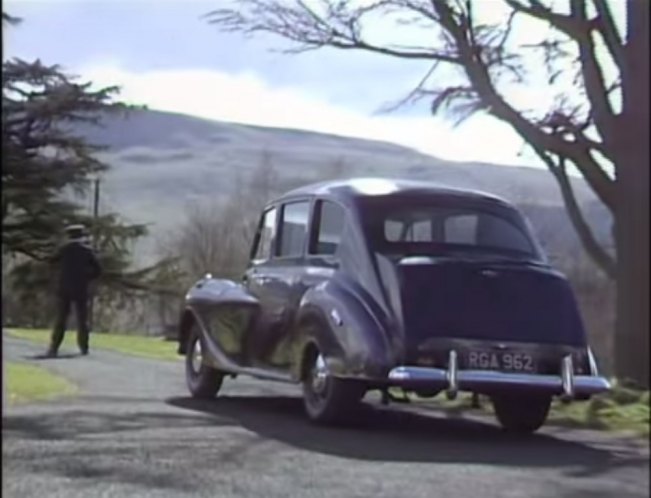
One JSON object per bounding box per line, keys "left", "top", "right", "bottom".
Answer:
{"left": 311, "top": 200, "right": 345, "bottom": 255}
{"left": 278, "top": 201, "right": 310, "bottom": 258}
{"left": 253, "top": 207, "right": 277, "bottom": 261}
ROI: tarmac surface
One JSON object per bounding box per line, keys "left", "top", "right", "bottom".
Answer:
{"left": 3, "top": 335, "right": 649, "bottom": 498}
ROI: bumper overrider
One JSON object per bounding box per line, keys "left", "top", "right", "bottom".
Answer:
{"left": 388, "top": 350, "right": 611, "bottom": 400}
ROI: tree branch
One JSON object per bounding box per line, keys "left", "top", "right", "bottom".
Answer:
{"left": 592, "top": 0, "right": 625, "bottom": 71}
{"left": 533, "top": 149, "right": 615, "bottom": 278}
{"left": 507, "top": 0, "right": 617, "bottom": 148}
{"left": 326, "top": 38, "right": 459, "bottom": 62}
{"left": 205, "top": 1, "right": 461, "bottom": 63}
{"left": 2, "top": 12, "right": 21, "bottom": 25}
{"left": 377, "top": 60, "right": 443, "bottom": 113}
{"left": 505, "top": 0, "right": 589, "bottom": 35}
{"left": 431, "top": 0, "right": 615, "bottom": 210}
{"left": 570, "top": 0, "right": 617, "bottom": 150}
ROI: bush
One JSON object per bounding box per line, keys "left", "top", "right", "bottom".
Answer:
{"left": 610, "top": 385, "right": 645, "bottom": 405}
{"left": 555, "top": 253, "right": 615, "bottom": 376}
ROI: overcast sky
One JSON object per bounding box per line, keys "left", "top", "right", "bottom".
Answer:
{"left": 4, "top": 0, "right": 622, "bottom": 169}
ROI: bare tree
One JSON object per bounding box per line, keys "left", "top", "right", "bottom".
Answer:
{"left": 322, "top": 155, "right": 348, "bottom": 180}
{"left": 206, "top": 0, "right": 648, "bottom": 386}
{"left": 248, "top": 148, "right": 280, "bottom": 209}
{"left": 165, "top": 151, "right": 280, "bottom": 283}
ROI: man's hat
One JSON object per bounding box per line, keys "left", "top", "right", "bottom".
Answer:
{"left": 65, "top": 224, "right": 87, "bottom": 240}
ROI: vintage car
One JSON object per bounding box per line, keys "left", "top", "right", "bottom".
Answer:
{"left": 176, "top": 178, "right": 610, "bottom": 433}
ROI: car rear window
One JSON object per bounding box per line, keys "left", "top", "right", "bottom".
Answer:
{"left": 363, "top": 199, "right": 540, "bottom": 260}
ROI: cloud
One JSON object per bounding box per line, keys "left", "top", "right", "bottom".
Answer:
{"left": 81, "top": 63, "right": 533, "bottom": 167}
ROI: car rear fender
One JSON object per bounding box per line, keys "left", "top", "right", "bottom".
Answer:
{"left": 293, "top": 280, "right": 395, "bottom": 381}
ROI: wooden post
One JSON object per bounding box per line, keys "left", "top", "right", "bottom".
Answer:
{"left": 88, "top": 177, "right": 100, "bottom": 331}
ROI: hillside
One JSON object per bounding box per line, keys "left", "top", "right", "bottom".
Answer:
{"left": 72, "top": 108, "right": 610, "bottom": 264}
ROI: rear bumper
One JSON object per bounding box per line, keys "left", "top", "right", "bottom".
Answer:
{"left": 387, "top": 351, "right": 610, "bottom": 399}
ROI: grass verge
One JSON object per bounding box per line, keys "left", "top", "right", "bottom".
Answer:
{"left": 548, "top": 388, "right": 649, "bottom": 436}
{"left": 6, "top": 328, "right": 181, "bottom": 362}
{"left": 405, "top": 386, "right": 649, "bottom": 437}
{"left": 6, "top": 329, "right": 648, "bottom": 436}
{"left": 5, "top": 361, "right": 77, "bottom": 405}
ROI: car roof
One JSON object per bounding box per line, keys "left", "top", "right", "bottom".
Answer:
{"left": 275, "top": 177, "right": 512, "bottom": 207}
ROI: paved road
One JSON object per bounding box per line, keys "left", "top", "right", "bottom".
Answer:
{"left": 3, "top": 335, "right": 649, "bottom": 498}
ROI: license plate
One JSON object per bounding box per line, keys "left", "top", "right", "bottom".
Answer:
{"left": 466, "top": 351, "right": 536, "bottom": 372}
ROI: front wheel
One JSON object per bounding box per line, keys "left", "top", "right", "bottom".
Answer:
{"left": 185, "top": 324, "right": 224, "bottom": 399}
{"left": 491, "top": 394, "right": 551, "bottom": 434}
{"left": 302, "top": 347, "right": 365, "bottom": 425}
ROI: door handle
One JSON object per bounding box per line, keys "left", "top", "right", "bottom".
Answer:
{"left": 243, "top": 274, "right": 265, "bottom": 284}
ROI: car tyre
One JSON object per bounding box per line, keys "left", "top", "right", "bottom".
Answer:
{"left": 491, "top": 394, "right": 551, "bottom": 434}
{"left": 185, "top": 323, "right": 224, "bottom": 399}
{"left": 302, "top": 346, "right": 365, "bottom": 425}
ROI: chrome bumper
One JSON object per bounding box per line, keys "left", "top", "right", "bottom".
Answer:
{"left": 388, "top": 351, "right": 611, "bottom": 400}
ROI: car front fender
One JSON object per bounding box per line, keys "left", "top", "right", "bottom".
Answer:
{"left": 177, "top": 276, "right": 259, "bottom": 358}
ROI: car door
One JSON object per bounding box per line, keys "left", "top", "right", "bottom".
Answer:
{"left": 242, "top": 205, "right": 278, "bottom": 366}
{"left": 244, "top": 199, "right": 312, "bottom": 370}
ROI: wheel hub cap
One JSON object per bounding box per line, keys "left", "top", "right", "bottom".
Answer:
{"left": 311, "top": 354, "right": 329, "bottom": 394}
{"left": 191, "top": 339, "right": 203, "bottom": 373}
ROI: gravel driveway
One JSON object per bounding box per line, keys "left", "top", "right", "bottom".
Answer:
{"left": 3, "top": 335, "right": 649, "bottom": 498}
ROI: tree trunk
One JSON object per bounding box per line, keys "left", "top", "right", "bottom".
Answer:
{"left": 613, "top": 0, "right": 650, "bottom": 388}
{"left": 614, "top": 190, "right": 649, "bottom": 388}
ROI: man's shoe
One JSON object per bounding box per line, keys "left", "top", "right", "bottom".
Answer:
{"left": 44, "top": 348, "right": 58, "bottom": 358}
{"left": 80, "top": 348, "right": 89, "bottom": 356}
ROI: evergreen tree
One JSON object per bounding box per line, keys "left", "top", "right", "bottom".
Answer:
{"left": 2, "top": 17, "right": 179, "bottom": 329}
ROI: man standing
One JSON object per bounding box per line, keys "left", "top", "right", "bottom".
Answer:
{"left": 46, "top": 224, "right": 102, "bottom": 357}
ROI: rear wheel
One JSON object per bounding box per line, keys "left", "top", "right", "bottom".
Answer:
{"left": 491, "top": 394, "right": 551, "bottom": 434}
{"left": 185, "top": 324, "right": 224, "bottom": 399}
{"left": 302, "top": 346, "right": 365, "bottom": 424}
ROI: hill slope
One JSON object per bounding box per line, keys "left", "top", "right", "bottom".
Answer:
{"left": 74, "top": 109, "right": 610, "bottom": 264}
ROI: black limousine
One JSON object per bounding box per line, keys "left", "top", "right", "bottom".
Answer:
{"left": 176, "top": 178, "right": 610, "bottom": 433}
